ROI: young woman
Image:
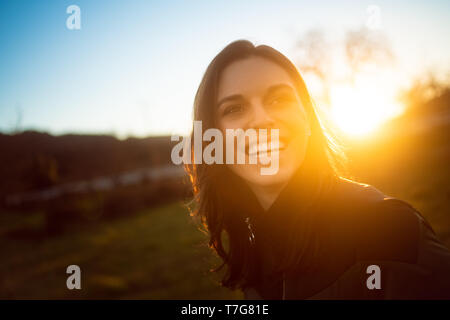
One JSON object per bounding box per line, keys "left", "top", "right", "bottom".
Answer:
{"left": 186, "top": 40, "right": 450, "bottom": 299}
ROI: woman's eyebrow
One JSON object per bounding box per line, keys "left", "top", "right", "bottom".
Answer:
{"left": 264, "top": 84, "right": 295, "bottom": 97}
{"left": 216, "top": 84, "right": 294, "bottom": 108}
{"left": 216, "top": 94, "right": 243, "bottom": 108}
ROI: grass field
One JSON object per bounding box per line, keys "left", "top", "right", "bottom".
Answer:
{"left": 0, "top": 202, "right": 243, "bottom": 299}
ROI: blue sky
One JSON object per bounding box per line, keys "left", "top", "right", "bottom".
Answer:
{"left": 0, "top": 0, "right": 449, "bottom": 137}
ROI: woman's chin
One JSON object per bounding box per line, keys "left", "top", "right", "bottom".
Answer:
{"left": 239, "top": 164, "right": 296, "bottom": 189}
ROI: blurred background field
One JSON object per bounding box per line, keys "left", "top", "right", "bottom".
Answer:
{"left": 0, "top": 85, "right": 448, "bottom": 299}
{"left": 0, "top": 0, "right": 449, "bottom": 299}
{"left": 0, "top": 202, "right": 242, "bottom": 299}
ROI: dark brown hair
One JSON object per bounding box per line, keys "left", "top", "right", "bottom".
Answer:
{"left": 186, "top": 40, "right": 346, "bottom": 290}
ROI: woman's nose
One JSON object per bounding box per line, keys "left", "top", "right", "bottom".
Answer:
{"left": 248, "top": 102, "right": 276, "bottom": 129}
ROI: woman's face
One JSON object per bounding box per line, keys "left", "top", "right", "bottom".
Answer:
{"left": 215, "top": 56, "right": 311, "bottom": 189}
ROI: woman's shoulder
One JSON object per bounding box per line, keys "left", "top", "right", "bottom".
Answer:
{"left": 331, "top": 176, "right": 387, "bottom": 205}
{"left": 314, "top": 177, "right": 450, "bottom": 299}
{"left": 316, "top": 178, "right": 450, "bottom": 298}
{"left": 329, "top": 177, "right": 425, "bottom": 263}
{"left": 332, "top": 176, "right": 422, "bottom": 224}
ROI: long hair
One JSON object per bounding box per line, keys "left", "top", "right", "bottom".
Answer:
{"left": 186, "top": 40, "right": 346, "bottom": 290}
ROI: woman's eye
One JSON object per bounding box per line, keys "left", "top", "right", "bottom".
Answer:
{"left": 270, "top": 98, "right": 282, "bottom": 105}
{"left": 269, "top": 95, "right": 293, "bottom": 106}
{"left": 223, "top": 104, "right": 244, "bottom": 115}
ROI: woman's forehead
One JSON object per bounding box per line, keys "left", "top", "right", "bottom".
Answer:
{"left": 217, "top": 56, "right": 296, "bottom": 100}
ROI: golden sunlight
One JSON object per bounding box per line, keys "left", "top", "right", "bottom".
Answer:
{"left": 329, "top": 79, "right": 403, "bottom": 136}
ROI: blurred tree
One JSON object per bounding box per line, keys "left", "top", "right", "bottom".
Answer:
{"left": 401, "top": 72, "right": 450, "bottom": 110}
{"left": 294, "top": 27, "right": 394, "bottom": 103}
{"left": 345, "top": 27, "right": 394, "bottom": 79}
{"left": 295, "top": 29, "right": 332, "bottom": 104}
{"left": 13, "top": 103, "right": 23, "bottom": 134}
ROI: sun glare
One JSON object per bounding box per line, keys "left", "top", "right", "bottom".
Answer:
{"left": 329, "top": 80, "right": 403, "bottom": 136}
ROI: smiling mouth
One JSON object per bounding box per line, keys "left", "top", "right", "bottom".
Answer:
{"left": 246, "top": 138, "right": 288, "bottom": 156}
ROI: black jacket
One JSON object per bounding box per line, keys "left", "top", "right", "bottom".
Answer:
{"left": 241, "top": 170, "right": 450, "bottom": 299}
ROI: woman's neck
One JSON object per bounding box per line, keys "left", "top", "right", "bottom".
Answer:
{"left": 248, "top": 181, "right": 289, "bottom": 211}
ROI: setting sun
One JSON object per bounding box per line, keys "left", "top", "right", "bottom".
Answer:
{"left": 329, "top": 80, "right": 403, "bottom": 136}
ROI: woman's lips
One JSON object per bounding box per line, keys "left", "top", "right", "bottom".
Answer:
{"left": 247, "top": 138, "right": 288, "bottom": 156}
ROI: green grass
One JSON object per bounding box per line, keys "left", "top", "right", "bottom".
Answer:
{"left": 0, "top": 203, "right": 243, "bottom": 299}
